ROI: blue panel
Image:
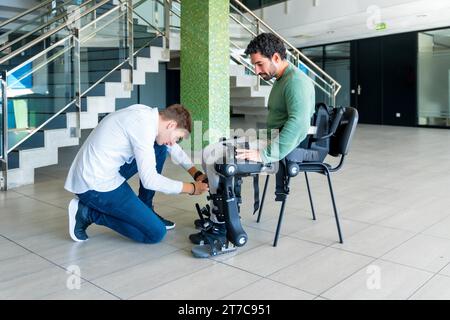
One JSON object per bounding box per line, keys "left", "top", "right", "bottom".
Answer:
{"left": 8, "top": 62, "right": 33, "bottom": 89}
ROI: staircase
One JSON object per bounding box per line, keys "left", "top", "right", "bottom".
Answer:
{"left": 1, "top": 0, "right": 171, "bottom": 189}
{"left": 229, "top": 63, "right": 270, "bottom": 121}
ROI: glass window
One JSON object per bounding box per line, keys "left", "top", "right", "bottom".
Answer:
{"left": 301, "top": 43, "right": 350, "bottom": 107}
{"left": 325, "top": 43, "right": 350, "bottom": 107}
{"left": 418, "top": 29, "right": 450, "bottom": 127}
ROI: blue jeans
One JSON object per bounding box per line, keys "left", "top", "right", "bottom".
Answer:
{"left": 77, "top": 143, "right": 169, "bottom": 243}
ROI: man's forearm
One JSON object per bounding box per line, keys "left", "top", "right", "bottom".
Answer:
{"left": 181, "top": 182, "right": 195, "bottom": 194}
{"left": 187, "top": 166, "right": 199, "bottom": 178}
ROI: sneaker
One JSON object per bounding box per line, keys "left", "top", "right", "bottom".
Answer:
{"left": 189, "top": 222, "right": 227, "bottom": 245}
{"left": 154, "top": 211, "right": 175, "bottom": 230}
{"left": 68, "top": 198, "right": 91, "bottom": 242}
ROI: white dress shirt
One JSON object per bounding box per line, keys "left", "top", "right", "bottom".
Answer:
{"left": 65, "top": 104, "right": 193, "bottom": 194}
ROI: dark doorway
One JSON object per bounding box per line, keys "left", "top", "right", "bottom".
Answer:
{"left": 351, "top": 38, "right": 383, "bottom": 124}
{"left": 351, "top": 32, "right": 417, "bottom": 126}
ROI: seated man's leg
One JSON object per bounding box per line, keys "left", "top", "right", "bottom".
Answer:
{"left": 69, "top": 182, "right": 166, "bottom": 243}
{"left": 188, "top": 140, "right": 230, "bottom": 245}
{"left": 190, "top": 137, "right": 258, "bottom": 245}
{"left": 201, "top": 137, "right": 269, "bottom": 220}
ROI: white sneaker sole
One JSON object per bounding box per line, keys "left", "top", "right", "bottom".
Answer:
{"left": 68, "top": 198, "right": 87, "bottom": 242}
{"left": 166, "top": 223, "right": 176, "bottom": 230}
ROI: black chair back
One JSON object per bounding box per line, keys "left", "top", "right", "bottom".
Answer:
{"left": 329, "top": 107, "right": 358, "bottom": 157}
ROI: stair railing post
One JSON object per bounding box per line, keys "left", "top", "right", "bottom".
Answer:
{"left": 164, "top": 0, "right": 171, "bottom": 51}
{"left": 72, "top": 28, "right": 82, "bottom": 139}
{"left": 0, "top": 70, "right": 8, "bottom": 191}
{"left": 127, "top": 0, "right": 134, "bottom": 75}
{"left": 255, "top": 19, "right": 261, "bottom": 92}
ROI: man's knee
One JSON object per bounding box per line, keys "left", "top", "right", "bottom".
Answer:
{"left": 141, "top": 222, "right": 167, "bottom": 244}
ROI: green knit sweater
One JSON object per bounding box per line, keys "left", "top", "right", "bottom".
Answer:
{"left": 261, "top": 62, "right": 316, "bottom": 163}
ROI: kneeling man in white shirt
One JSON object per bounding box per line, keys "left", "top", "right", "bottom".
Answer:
{"left": 64, "top": 104, "right": 208, "bottom": 243}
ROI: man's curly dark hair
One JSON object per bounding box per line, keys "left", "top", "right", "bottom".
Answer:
{"left": 245, "top": 33, "right": 287, "bottom": 60}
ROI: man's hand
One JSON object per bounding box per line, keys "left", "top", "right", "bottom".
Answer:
{"left": 235, "top": 149, "right": 262, "bottom": 162}
{"left": 188, "top": 167, "right": 208, "bottom": 184}
{"left": 195, "top": 173, "right": 208, "bottom": 183}
{"left": 192, "top": 181, "right": 209, "bottom": 195}
{"left": 182, "top": 181, "right": 208, "bottom": 195}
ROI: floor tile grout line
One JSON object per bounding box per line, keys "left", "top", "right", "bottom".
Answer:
{"left": 124, "top": 263, "right": 219, "bottom": 300}
{"left": 314, "top": 232, "right": 442, "bottom": 298}
{"left": 377, "top": 232, "right": 436, "bottom": 261}
{"left": 259, "top": 232, "right": 378, "bottom": 299}
{"left": 317, "top": 258, "right": 378, "bottom": 299}
{"left": 405, "top": 262, "right": 450, "bottom": 300}
{"left": 9, "top": 190, "right": 72, "bottom": 211}
{"left": 260, "top": 276, "right": 324, "bottom": 298}
{"left": 4, "top": 226, "right": 189, "bottom": 299}
{"left": 0, "top": 234, "right": 123, "bottom": 300}
{"left": 283, "top": 221, "right": 374, "bottom": 247}
{"left": 86, "top": 244, "right": 186, "bottom": 283}
{"left": 373, "top": 211, "right": 450, "bottom": 235}
{"left": 261, "top": 242, "right": 331, "bottom": 279}
{"left": 214, "top": 250, "right": 321, "bottom": 299}
{"left": 126, "top": 238, "right": 324, "bottom": 300}
{"left": 376, "top": 258, "right": 439, "bottom": 275}
{"left": 418, "top": 213, "right": 450, "bottom": 238}
{"left": 217, "top": 278, "right": 267, "bottom": 300}
{"left": 328, "top": 231, "right": 419, "bottom": 263}
{"left": 241, "top": 209, "right": 377, "bottom": 239}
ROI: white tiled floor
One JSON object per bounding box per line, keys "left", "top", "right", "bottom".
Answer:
{"left": 1, "top": 123, "right": 450, "bottom": 299}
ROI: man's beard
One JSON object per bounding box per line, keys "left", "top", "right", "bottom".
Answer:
{"left": 259, "top": 73, "right": 273, "bottom": 81}
{"left": 258, "top": 64, "right": 276, "bottom": 81}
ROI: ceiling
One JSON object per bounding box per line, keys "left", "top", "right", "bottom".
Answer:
{"left": 253, "top": 0, "right": 450, "bottom": 48}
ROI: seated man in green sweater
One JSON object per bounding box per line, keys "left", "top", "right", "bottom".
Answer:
{"left": 236, "top": 32, "right": 316, "bottom": 163}
{"left": 189, "top": 33, "right": 315, "bottom": 247}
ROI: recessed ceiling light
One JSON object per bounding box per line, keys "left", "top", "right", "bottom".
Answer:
{"left": 417, "top": 14, "right": 428, "bottom": 18}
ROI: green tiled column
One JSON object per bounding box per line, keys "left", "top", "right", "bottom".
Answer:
{"left": 180, "top": 0, "right": 229, "bottom": 149}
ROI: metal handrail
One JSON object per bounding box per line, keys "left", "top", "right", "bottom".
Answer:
{"left": 7, "top": 36, "right": 72, "bottom": 88}
{"left": 132, "top": 9, "right": 165, "bottom": 37}
{"left": 0, "top": 0, "right": 76, "bottom": 47}
{"left": 231, "top": 0, "right": 341, "bottom": 96}
{"left": 0, "top": 0, "right": 98, "bottom": 53}
{"left": 0, "top": 10, "right": 71, "bottom": 53}
{"left": 0, "top": 0, "right": 54, "bottom": 30}
{"left": 0, "top": 0, "right": 111, "bottom": 65}
{"left": 229, "top": 4, "right": 331, "bottom": 89}
{"left": 229, "top": 13, "right": 332, "bottom": 96}
{"left": 4, "top": 0, "right": 149, "bottom": 87}
{"left": 3, "top": 0, "right": 148, "bottom": 154}
{"left": 79, "top": 1, "right": 121, "bottom": 33}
